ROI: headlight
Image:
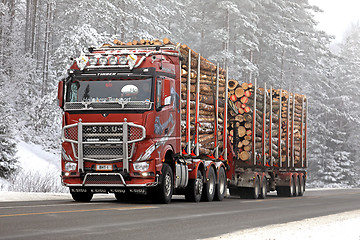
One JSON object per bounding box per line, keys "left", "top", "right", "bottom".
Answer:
{"left": 88, "top": 56, "right": 98, "bottom": 65}
{"left": 109, "top": 56, "right": 117, "bottom": 65}
{"left": 65, "top": 162, "right": 77, "bottom": 171}
{"left": 119, "top": 56, "right": 128, "bottom": 65}
{"left": 99, "top": 56, "right": 108, "bottom": 65}
{"left": 133, "top": 161, "right": 149, "bottom": 171}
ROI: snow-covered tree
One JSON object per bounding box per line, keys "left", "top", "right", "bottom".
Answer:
{"left": 0, "top": 127, "right": 18, "bottom": 179}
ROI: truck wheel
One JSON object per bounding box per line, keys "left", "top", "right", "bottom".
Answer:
{"left": 259, "top": 176, "right": 267, "bottom": 199}
{"left": 185, "top": 170, "right": 203, "bottom": 202}
{"left": 249, "top": 176, "right": 260, "bottom": 199}
{"left": 201, "top": 167, "right": 216, "bottom": 202}
{"left": 153, "top": 163, "right": 173, "bottom": 204}
{"left": 214, "top": 167, "right": 226, "bottom": 201}
{"left": 71, "top": 192, "right": 93, "bottom": 202}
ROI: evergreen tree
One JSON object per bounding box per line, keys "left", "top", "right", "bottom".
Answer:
{"left": 0, "top": 126, "right": 18, "bottom": 179}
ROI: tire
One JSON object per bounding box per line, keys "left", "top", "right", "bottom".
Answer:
{"left": 214, "top": 167, "right": 227, "bottom": 201}
{"left": 294, "top": 176, "right": 300, "bottom": 197}
{"left": 259, "top": 176, "right": 267, "bottom": 199}
{"left": 153, "top": 163, "right": 173, "bottom": 204}
{"left": 249, "top": 176, "right": 260, "bottom": 199}
{"left": 71, "top": 192, "right": 93, "bottom": 202}
{"left": 291, "top": 176, "right": 296, "bottom": 197}
{"left": 201, "top": 167, "right": 216, "bottom": 202}
{"left": 298, "top": 176, "right": 305, "bottom": 196}
{"left": 185, "top": 169, "right": 203, "bottom": 202}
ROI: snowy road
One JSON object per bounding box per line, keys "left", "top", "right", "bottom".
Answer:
{"left": 0, "top": 189, "right": 359, "bottom": 240}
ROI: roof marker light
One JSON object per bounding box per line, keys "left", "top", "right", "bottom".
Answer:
{"left": 119, "top": 56, "right": 127, "bottom": 65}
{"left": 99, "top": 56, "right": 107, "bottom": 65}
{"left": 88, "top": 56, "right": 98, "bottom": 66}
{"left": 109, "top": 56, "right": 117, "bottom": 65}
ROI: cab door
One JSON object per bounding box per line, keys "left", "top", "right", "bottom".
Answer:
{"left": 154, "top": 76, "right": 179, "bottom": 153}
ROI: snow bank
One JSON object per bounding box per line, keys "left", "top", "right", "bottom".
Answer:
{"left": 16, "top": 141, "right": 59, "bottom": 172}
{"left": 1, "top": 141, "right": 66, "bottom": 192}
{"left": 203, "top": 210, "right": 360, "bottom": 240}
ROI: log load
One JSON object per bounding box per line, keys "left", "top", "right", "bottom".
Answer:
{"left": 110, "top": 38, "right": 307, "bottom": 164}
{"left": 227, "top": 81, "right": 307, "bottom": 169}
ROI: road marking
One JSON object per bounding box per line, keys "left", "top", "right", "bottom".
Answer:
{"left": 0, "top": 202, "right": 114, "bottom": 209}
{"left": 0, "top": 201, "right": 123, "bottom": 209}
{"left": 0, "top": 206, "right": 158, "bottom": 218}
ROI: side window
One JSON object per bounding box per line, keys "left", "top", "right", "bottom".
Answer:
{"left": 156, "top": 79, "right": 162, "bottom": 110}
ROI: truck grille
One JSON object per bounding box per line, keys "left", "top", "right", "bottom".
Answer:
{"left": 62, "top": 122, "right": 145, "bottom": 163}
{"left": 83, "top": 145, "right": 124, "bottom": 160}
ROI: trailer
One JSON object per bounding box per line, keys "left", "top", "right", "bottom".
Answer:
{"left": 57, "top": 38, "right": 307, "bottom": 203}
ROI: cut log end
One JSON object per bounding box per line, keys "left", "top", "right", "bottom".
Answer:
{"left": 239, "top": 151, "right": 250, "bottom": 161}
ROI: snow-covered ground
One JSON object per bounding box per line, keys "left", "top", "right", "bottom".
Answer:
{"left": 203, "top": 209, "right": 360, "bottom": 240}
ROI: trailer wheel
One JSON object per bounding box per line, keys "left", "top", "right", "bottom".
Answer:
{"left": 214, "top": 167, "right": 226, "bottom": 201}
{"left": 294, "top": 176, "right": 301, "bottom": 196}
{"left": 201, "top": 167, "right": 216, "bottom": 202}
{"left": 249, "top": 176, "right": 260, "bottom": 199}
{"left": 71, "top": 192, "right": 93, "bottom": 202}
{"left": 153, "top": 163, "right": 173, "bottom": 204}
{"left": 291, "top": 176, "right": 297, "bottom": 197}
{"left": 298, "top": 176, "right": 305, "bottom": 196}
{"left": 259, "top": 176, "right": 267, "bottom": 199}
{"left": 185, "top": 170, "right": 203, "bottom": 202}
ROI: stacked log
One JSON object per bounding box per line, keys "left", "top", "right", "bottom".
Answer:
{"left": 113, "top": 38, "right": 174, "bottom": 46}
{"left": 228, "top": 82, "right": 307, "bottom": 168}
{"left": 179, "top": 44, "right": 226, "bottom": 157}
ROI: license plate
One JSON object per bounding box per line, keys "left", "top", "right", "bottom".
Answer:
{"left": 96, "top": 164, "right": 113, "bottom": 171}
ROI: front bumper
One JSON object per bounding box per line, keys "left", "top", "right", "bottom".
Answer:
{"left": 63, "top": 172, "right": 158, "bottom": 188}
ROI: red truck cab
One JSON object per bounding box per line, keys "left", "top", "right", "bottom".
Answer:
{"left": 58, "top": 45, "right": 184, "bottom": 203}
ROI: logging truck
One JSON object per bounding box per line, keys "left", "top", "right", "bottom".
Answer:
{"left": 57, "top": 38, "right": 308, "bottom": 203}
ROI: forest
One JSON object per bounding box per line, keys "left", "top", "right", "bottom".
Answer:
{"left": 0, "top": 0, "right": 359, "bottom": 188}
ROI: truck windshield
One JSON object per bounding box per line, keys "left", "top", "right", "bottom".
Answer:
{"left": 64, "top": 78, "right": 153, "bottom": 111}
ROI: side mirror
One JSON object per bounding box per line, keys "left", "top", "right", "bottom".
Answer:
{"left": 57, "top": 80, "right": 64, "bottom": 109}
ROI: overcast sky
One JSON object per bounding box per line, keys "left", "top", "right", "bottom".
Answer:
{"left": 309, "top": 0, "right": 360, "bottom": 42}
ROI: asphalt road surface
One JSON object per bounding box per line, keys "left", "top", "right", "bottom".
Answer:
{"left": 0, "top": 189, "right": 360, "bottom": 240}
